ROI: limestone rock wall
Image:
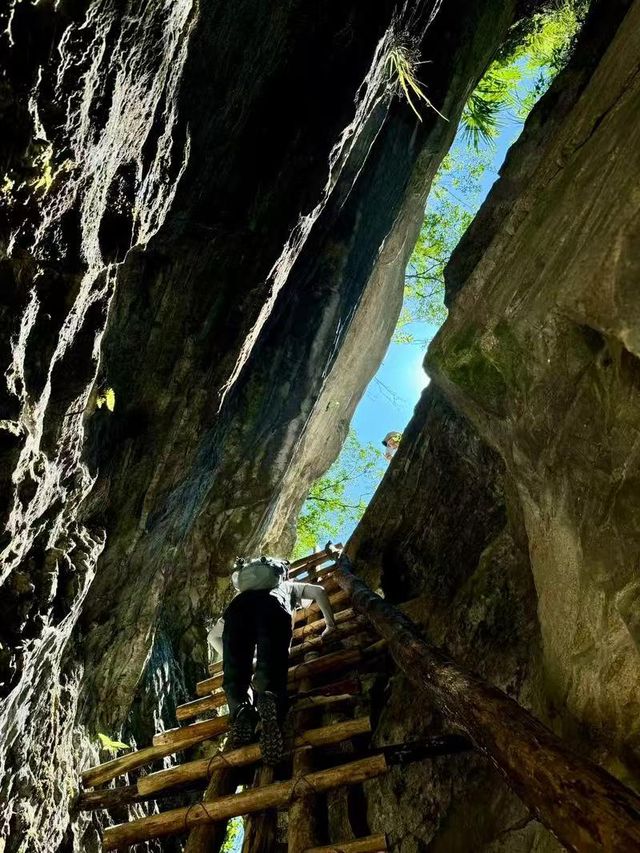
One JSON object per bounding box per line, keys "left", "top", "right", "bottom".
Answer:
{"left": 0, "top": 0, "right": 528, "bottom": 848}
{"left": 349, "top": 0, "right": 640, "bottom": 848}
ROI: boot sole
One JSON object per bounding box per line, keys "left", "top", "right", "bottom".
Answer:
{"left": 257, "top": 694, "right": 284, "bottom": 766}
{"left": 229, "top": 713, "right": 255, "bottom": 749}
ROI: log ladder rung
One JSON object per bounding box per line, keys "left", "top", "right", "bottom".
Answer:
{"left": 303, "top": 835, "right": 388, "bottom": 853}
{"left": 102, "top": 755, "right": 387, "bottom": 850}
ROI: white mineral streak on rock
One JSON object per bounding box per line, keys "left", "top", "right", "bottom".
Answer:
{"left": 1, "top": 0, "right": 196, "bottom": 846}
{"left": 0, "top": 529, "right": 104, "bottom": 847}
{"left": 3, "top": 0, "right": 195, "bottom": 575}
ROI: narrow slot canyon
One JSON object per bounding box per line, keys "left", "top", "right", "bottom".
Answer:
{"left": 1, "top": 0, "right": 639, "bottom": 850}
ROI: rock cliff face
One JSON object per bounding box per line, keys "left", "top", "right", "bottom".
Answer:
{"left": 349, "top": 0, "right": 640, "bottom": 849}
{"left": 0, "top": 0, "right": 529, "bottom": 848}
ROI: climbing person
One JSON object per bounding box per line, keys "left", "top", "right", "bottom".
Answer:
{"left": 382, "top": 430, "right": 402, "bottom": 461}
{"left": 214, "top": 555, "right": 337, "bottom": 764}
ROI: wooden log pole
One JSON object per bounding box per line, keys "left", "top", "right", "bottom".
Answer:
{"left": 242, "top": 765, "right": 277, "bottom": 853}
{"left": 292, "top": 608, "right": 355, "bottom": 642}
{"left": 295, "top": 590, "right": 350, "bottom": 625}
{"left": 103, "top": 755, "right": 387, "bottom": 850}
{"left": 184, "top": 742, "right": 235, "bottom": 853}
{"left": 176, "top": 690, "right": 227, "bottom": 722}
{"left": 289, "top": 619, "right": 368, "bottom": 660}
{"left": 334, "top": 556, "right": 640, "bottom": 852}
{"left": 153, "top": 715, "right": 229, "bottom": 748}
{"left": 288, "top": 671, "right": 319, "bottom": 853}
{"left": 138, "top": 717, "right": 371, "bottom": 797}
{"left": 304, "top": 834, "right": 387, "bottom": 853}
{"left": 82, "top": 716, "right": 229, "bottom": 789}
{"left": 196, "top": 646, "right": 360, "bottom": 699}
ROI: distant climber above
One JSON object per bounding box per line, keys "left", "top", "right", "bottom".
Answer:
{"left": 382, "top": 431, "right": 402, "bottom": 460}
{"left": 213, "top": 555, "right": 337, "bottom": 764}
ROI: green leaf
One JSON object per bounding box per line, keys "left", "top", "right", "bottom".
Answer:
{"left": 96, "top": 387, "right": 116, "bottom": 411}
{"left": 97, "top": 732, "right": 130, "bottom": 751}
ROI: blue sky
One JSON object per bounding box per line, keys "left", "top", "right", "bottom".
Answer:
{"left": 322, "top": 69, "right": 543, "bottom": 546}
{"left": 353, "top": 111, "right": 527, "bottom": 446}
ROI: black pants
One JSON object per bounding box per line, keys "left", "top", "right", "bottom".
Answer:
{"left": 222, "top": 590, "right": 292, "bottom": 720}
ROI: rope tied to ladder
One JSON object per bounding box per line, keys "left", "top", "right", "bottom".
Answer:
{"left": 205, "top": 741, "right": 238, "bottom": 777}
{"left": 288, "top": 767, "right": 320, "bottom": 803}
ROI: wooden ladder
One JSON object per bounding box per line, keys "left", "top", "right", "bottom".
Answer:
{"left": 79, "top": 546, "right": 640, "bottom": 852}
{"left": 80, "top": 546, "right": 400, "bottom": 851}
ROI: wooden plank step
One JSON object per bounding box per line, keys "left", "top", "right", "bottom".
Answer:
{"left": 288, "top": 648, "right": 361, "bottom": 684}
{"left": 289, "top": 544, "right": 342, "bottom": 577}
{"left": 153, "top": 715, "right": 229, "bottom": 748}
{"left": 289, "top": 618, "right": 368, "bottom": 660}
{"left": 304, "top": 835, "right": 388, "bottom": 853}
{"left": 195, "top": 672, "right": 224, "bottom": 697}
{"left": 102, "top": 754, "right": 387, "bottom": 850}
{"left": 77, "top": 783, "right": 145, "bottom": 812}
{"left": 208, "top": 659, "right": 222, "bottom": 676}
{"left": 203, "top": 607, "right": 355, "bottom": 682}
{"left": 196, "top": 646, "right": 360, "bottom": 698}
{"left": 202, "top": 607, "right": 352, "bottom": 684}
{"left": 294, "top": 677, "right": 361, "bottom": 702}
{"left": 139, "top": 716, "right": 371, "bottom": 796}
{"left": 318, "top": 572, "right": 339, "bottom": 590}
{"left": 294, "top": 590, "right": 350, "bottom": 625}
{"left": 176, "top": 690, "right": 227, "bottom": 722}
{"left": 291, "top": 691, "right": 358, "bottom": 714}
{"left": 169, "top": 676, "right": 364, "bottom": 742}
{"left": 81, "top": 715, "right": 228, "bottom": 789}
{"left": 292, "top": 607, "right": 355, "bottom": 642}
{"left": 177, "top": 676, "right": 360, "bottom": 725}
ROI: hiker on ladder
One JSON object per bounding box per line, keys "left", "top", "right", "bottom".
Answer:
{"left": 209, "top": 555, "right": 337, "bottom": 764}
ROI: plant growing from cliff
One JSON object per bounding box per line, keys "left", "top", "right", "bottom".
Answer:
{"left": 385, "top": 41, "right": 446, "bottom": 122}
{"left": 293, "top": 431, "right": 385, "bottom": 558}
{"left": 395, "top": 145, "right": 490, "bottom": 339}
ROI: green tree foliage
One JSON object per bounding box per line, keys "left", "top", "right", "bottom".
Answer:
{"left": 397, "top": 1, "right": 585, "bottom": 339}
{"left": 398, "top": 145, "right": 491, "bottom": 337}
{"left": 221, "top": 816, "right": 243, "bottom": 852}
{"left": 461, "top": 2, "right": 586, "bottom": 149}
{"left": 293, "top": 432, "right": 386, "bottom": 558}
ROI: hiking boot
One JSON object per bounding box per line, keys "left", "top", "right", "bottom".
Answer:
{"left": 229, "top": 702, "right": 257, "bottom": 749}
{"left": 256, "top": 691, "right": 285, "bottom": 766}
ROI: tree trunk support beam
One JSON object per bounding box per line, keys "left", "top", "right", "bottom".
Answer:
{"left": 333, "top": 556, "right": 640, "bottom": 852}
